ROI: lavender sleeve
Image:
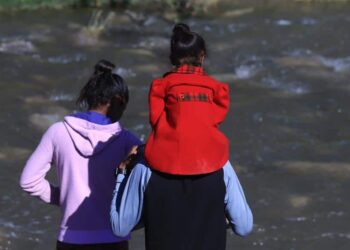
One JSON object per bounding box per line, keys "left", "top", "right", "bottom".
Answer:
{"left": 223, "top": 161, "right": 253, "bottom": 236}
{"left": 19, "top": 124, "right": 60, "bottom": 205}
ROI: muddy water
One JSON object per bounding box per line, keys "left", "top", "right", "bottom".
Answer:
{"left": 0, "top": 4, "right": 350, "bottom": 250}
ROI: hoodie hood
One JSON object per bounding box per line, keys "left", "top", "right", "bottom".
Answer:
{"left": 63, "top": 116, "right": 122, "bottom": 157}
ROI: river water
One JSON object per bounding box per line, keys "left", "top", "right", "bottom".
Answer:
{"left": 0, "top": 4, "right": 350, "bottom": 250}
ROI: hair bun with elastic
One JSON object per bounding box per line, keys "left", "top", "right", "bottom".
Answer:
{"left": 172, "top": 23, "right": 190, "bottom": 35}
{"left": 94, "top": 59, "right": 116, "bottom": 75}
{"left": 170, "top": 23, "right": 206, "bottom": 66}
{"left": 172, "top": 23, "right": 194, "bottom": 44}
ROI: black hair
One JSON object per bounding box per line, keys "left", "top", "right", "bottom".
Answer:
{"left": 76, "top": 59, "right": 129, "bottom": 111}
{"left": 170, "top": 23, "right": 206, "bottom": 66}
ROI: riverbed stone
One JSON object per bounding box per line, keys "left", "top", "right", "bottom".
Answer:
{"left": 123, "top": 48, "right": 156, "bottom": 57}
{"left": 74, "top": 28, "right": 108, "bottom": 47}
{"left": 289, "top": 195, "right": 311, "bottom": 208}
{"left": 29, "top": 106, "right": 69, "bottom": 131}
{"left": 0, "top": 147, "right": 31, "bottom": 161}
{"left": 24, "top": 95, "right": 48, "bottom": 104}
{"left": 212, "top": 73, "right": 237, "bottom": 82}
{"left": 278, "top": 161, "right": 350, "bottom": 179}
{"left": 223, "top": 8, "right": 255, "bottom": 18}
{"left": 134, "top": 64, "right": 162, "bottom": 74}
{"left": 276, "top": 56, "right": 326, "bottom": 68}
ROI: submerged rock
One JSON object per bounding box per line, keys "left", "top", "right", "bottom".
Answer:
{"left": 29, "top": 106, "right": 69, "bottom": 131}
{"left": 277, "top": 54, "right": 350, "bottom": 74}
{"left": 288, "top": 195, "right": 311, "bottom": 208}
{"left": 276, "top": 56, "right": 326, "bottom": 68}
{"left": 134, "top": 64, "right": 162, "bottom": 74}
{"left": 211, "top": 73, "right": 237, "bottom": 82}
{"left": 72, "top": 11, "right": 117, "bottom": 47}
{"left": 0, "top": 147, "right": 31, "bottom": 161}
{"left": 24, "top": 95, "right": 49, "bottom": 104}
{"left": 74, "top": 29, "right": 108, "bottom": 46}
{"left": 223, "top": 8, "right": 254, "bottom": 18}
{"left": 278, "top": 161, "right": 350, "bottom": 179}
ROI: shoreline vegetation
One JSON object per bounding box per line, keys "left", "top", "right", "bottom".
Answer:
{"left": 1, "top": 0, "right": 350, "bottom": 14}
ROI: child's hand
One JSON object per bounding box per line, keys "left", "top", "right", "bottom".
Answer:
{"left": 118, "top": 145, "right": 139, "bottom": 174}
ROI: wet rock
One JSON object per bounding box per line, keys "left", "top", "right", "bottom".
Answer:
{"left": 30, "top": 74, "right": 51, "bottom": 83}
{"left": 319, "top": 56, "right": 350, "bottom": 73}
{"left": 289, "top": 195, "right": 310, "bottom": 208}
{"left": 125, "top": 10, "right": 171, "bottom": 32}
{"left": 211, "top": 73, "right": 237, "bottom": 82}
{"left": 0, "top": 147, "right": 31, "bottom": 161}
{"left": 223, "top": 8, "right": 254, "bottom": 18}
{"left": 278, "top": 161, "right": 350, "bottom": 179}
{"left": 134, "top": 64, "right": 161, "bottom": 74}
{"left": 0, "top": 40, "right": 36, "bottom": 55}
{"left": 0, "top": 152, "right": 5, "bottom": 160}
{"left": 72, "top": 11, "right": 116, "bottom": 47}
{"left": 74, "top": 29, "right": 108, "bottom": 47}
{"left": 276, "top": 56, "right": 326, "bottom": 68}
{"left": 277, "top": 55, "right": 350, "bottom": 74}
{"left": 124, "top": 48, "right": 156, "bottom": 57}
{"left": 29, "top": 106, "right": 69, "bottom": 131}
{"left": 24, "top": 96, "right": 48, "bottom": 104}
{"left": 233, "top": 164, "right": 248, "bottom": 174}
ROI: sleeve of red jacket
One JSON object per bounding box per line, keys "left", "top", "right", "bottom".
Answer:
{"left": 213, "top": 82, "right": 230, "bottom": 125}
{"left": 149, "top": 79, "right": 166, "bottom": 127}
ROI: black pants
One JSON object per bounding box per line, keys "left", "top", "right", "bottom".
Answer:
{"left": 144, "top": 169, "right": 226, "bottom": 250}
{"left": 56, "top": 240, "right": 128, "bottom": 250}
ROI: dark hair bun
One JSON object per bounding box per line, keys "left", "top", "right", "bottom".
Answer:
{"left": 77, "top": 59, "right": 129, "bottom": 116}
{"left": 172, "top": 23, "right": 193, "bottom": 43}
{"left": 170, "top": 23, "right": 206, "bottom": 66}
{"left": 173, "top": 23, "right": 190, "bottom": 35}
{"left": 94, "top": 59, "right": 115, "bottom": 75}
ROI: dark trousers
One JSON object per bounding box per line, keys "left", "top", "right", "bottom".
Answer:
{"left": 144, "top": 169, "right": 226, "bottom": 250}
{"left": 56, "top": 240, "right": 128, "bottom": 250}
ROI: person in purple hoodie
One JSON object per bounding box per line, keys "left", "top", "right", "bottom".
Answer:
{"left": 20, "top": 60, "right": 141, "bottom": 250}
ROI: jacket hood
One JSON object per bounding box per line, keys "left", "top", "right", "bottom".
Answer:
{"left": 63, "top": 116, "right": 122, "bottom": 157}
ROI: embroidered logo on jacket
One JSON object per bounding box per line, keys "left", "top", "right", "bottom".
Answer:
{"left": 177, "top": 92, "right": 212, "bottom": 103}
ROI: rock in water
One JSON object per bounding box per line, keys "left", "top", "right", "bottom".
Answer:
{"left": 29, "top": 106, "right": 69, "bottom": 131}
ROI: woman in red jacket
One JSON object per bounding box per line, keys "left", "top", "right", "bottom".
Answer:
{"left": 145, "top": 23, "right": 230, "bottom": 175}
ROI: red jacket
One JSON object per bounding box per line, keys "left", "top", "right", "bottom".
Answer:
{"left": 145, "top": 65, "right": 229, "bottom": 175}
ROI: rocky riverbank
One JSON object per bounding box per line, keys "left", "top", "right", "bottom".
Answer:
{"left": 1, "top": 0, "right": 350, "bottom": 14}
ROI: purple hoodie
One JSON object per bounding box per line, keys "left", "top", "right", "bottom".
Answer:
{"left": 20, "top": 115, "right": 141, "bottom": 244}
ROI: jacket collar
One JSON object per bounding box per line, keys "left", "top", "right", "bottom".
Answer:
{"left": 173, "top": 64, "right": 205, "bottom": 75}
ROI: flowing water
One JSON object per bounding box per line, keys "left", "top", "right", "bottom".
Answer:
{"left": 1, "top": 4, "right": 350, "bottom": 250}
